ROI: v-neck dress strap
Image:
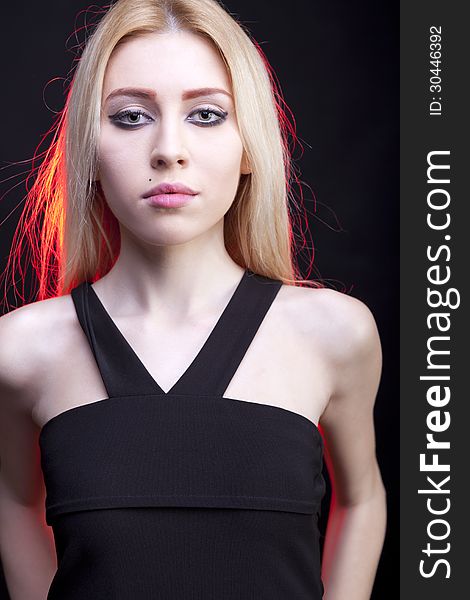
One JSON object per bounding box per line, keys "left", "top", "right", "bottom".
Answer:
{"left": 168, "top": 270, "right": 283, "bottom": 396}
{"left": 71, "top": 269, "right": 283, "bottom": 399}
{"left": 71, "top": 278, "right": 162, "bottom": 398}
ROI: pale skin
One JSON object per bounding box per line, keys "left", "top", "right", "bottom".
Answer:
{"left": 0, "top": 30, "right": 386, "bottom": 600}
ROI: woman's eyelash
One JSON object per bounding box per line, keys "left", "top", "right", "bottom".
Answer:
{"left": 108, "top": 109, "right": 152, "bottom": 127}
{"left": 188, "top": 108, "right": 228, "bottom": 127}
{"left": 108, "top": 107, "right": 228, "bottom": 128}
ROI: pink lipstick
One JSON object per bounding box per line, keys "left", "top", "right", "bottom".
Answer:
{"left": 142, "top": 182, "right": 199, "bottom": 208}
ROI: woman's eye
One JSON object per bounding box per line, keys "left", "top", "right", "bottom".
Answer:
{"left": 187, "top": 108, "right": 228, "bottom": 127}
{"left": 108, "top": 107, "right": 228, "bottom": 128}
{"left": 108, "top": 109, "right": 153, "bottom": 127}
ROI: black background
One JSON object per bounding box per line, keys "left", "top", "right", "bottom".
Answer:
{"left": 0, "top": 1, "right": 398, "bottom": 598}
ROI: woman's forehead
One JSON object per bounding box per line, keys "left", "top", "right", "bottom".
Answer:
{"left": 102, "top": 30, "right": 231, "bottom": 98}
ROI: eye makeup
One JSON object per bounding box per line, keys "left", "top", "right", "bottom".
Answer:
{"left": 108, "top": 106, "right": 228, "bottom": 128}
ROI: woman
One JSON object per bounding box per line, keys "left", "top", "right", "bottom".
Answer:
{"left": 0, "top": 0, "right": 387, "bottom": 598}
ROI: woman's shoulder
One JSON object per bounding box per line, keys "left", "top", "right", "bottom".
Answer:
{"left": 0, "top": 293, "right": 77, "bottom": 399}
{"left": 283, "top": 283, "right": 381, "bottom": 365}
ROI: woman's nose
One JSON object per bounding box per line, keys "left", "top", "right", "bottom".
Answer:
{"left": 149, "top": 115, "right": 189, "bottom": 169}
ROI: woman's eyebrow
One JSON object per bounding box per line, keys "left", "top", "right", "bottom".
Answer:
{"left": 104, "top": 86, "right": 233, "bottom": 103}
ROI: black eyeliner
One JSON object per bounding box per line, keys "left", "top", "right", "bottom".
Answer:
{"left": 108, "top": 107, "right": 228, "bottom": 128}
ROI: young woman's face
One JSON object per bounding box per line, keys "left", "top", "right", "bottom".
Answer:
{"left": 98, "top": 30, "right": 249, "bottom": 246}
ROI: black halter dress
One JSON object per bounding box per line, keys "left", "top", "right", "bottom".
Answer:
{"left": 39, "top": 269, "right": 326, "bottom": 599}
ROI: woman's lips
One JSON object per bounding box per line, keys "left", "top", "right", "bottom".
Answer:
{"left": 145, "top": 193, "right": 198, "bottom": 208}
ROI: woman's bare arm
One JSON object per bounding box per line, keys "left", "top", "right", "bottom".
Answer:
{"left": 316, "top": 291, "right": 387, "bottom": 600}
{"left": 0, "top": 308, "right": 57, "bottom": 600}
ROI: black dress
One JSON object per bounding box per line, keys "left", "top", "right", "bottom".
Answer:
{"left": 39, "top": 269, "right": 326, "bottom": 599}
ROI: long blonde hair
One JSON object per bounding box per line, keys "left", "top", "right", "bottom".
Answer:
{"left": 2, "top": 0, "right": 323, "bottom": 308}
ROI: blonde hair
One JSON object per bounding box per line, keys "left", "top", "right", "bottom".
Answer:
{"left": 2, "top": 0, "right": 323, "bottom": 307}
